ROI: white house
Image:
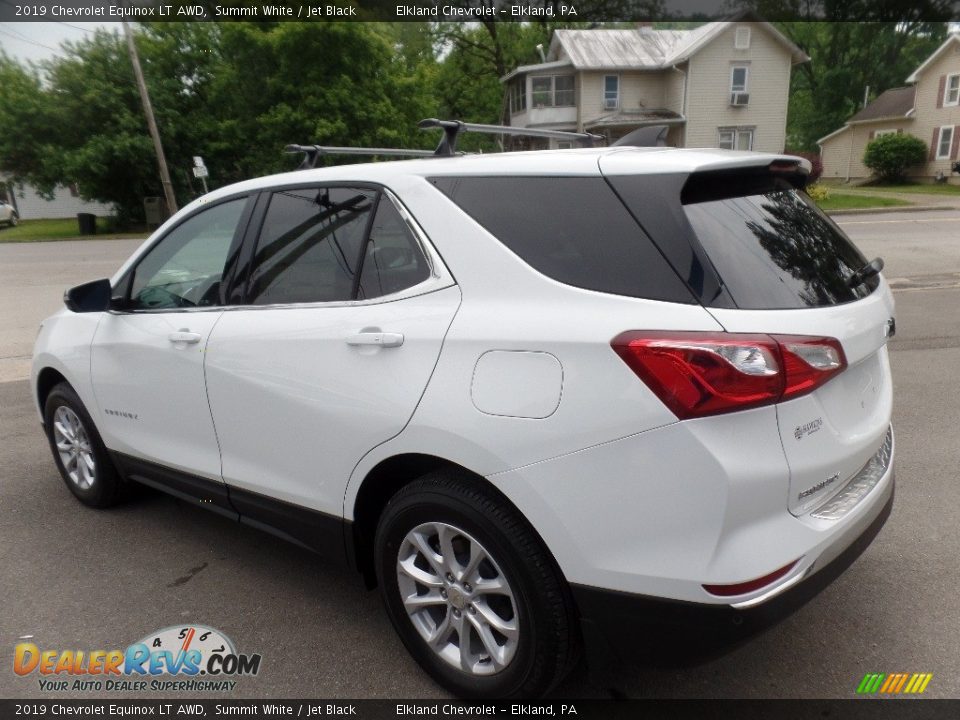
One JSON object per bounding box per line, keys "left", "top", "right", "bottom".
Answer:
{"left": 1, "top": 176, "right": 114, "bottom": 220}
{"left": 501, "top": 19, "right": 809, "bottom": 152}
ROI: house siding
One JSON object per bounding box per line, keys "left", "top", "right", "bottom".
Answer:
{"left": 579, "top": 70, "right": 669, "bottom": 122}
{"left": 909, "top": 43, "right": 960, "bottom": 180}
{"left": 683, "top": 23, "right": 792, "bottom": 153}
{"left": 819, "top": 122, "right": 911, "bottom": 181}
{"left": 1, "top": 179, "right": 113, "bottom": 220}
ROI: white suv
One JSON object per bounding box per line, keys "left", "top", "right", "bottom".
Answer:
{"left": 32, "top": 144, "right": 895, "bottom": 697}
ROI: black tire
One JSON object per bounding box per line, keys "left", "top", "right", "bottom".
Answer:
{"left": 9, "top": 213, "right": 17, "bottom": 227}
{"left": 375, "top": 471, "right": 580, "bottom": 698}
{"left": 43, "top": 382, "right": 125, "bottom": 508}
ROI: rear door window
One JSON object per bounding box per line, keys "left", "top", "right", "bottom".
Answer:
{"left": 247, "top": 187, "right": 375, "bottom": 305}
{"left": 430, "top": 176, "right": 693, "bottom": 304}
{"left": 681, "top": 176, "right": 876, "bottom": 309}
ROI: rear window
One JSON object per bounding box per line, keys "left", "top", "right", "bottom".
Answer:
{"left": 429, "top": 176, "right": 693, "bottom": 304}
{"left": 681, "top": 176, "right": 877, "bottom": 310}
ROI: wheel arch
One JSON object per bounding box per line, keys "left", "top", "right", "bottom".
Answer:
{"left": 36, "top": 366, "right": 70, "bottom": 418}
{"left": 349, "top": 453, "right": 552, "bottom": 590}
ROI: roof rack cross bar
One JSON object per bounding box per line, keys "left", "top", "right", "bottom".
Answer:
{"left": 285, "top": 144, "right": 435, "bottom": 169}
{"left": 417, "top": 118, "right": 604, "bottom": 156}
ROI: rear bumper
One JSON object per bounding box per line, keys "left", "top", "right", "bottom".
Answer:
{"left": 572, "top": 477, "right": 894, "bottom": 670}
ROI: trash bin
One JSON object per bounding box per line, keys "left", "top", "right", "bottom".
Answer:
{"left": 143, "top": 196, "right": 169, "bottom": 227}
{"left": 77, "top": 213, "right": 97, "bottom": 236}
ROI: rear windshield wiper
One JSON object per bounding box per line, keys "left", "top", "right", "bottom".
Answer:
{"left": 847, "top": 257, "right": 884, "bottom": 288}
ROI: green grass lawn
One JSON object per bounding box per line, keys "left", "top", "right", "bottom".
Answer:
{"left": 0, "top": 217, "right": 150, "bottom": 243}
{"left": 853, "top": 182, "right": 960, "bottom": 196}
{"left": 816, "top": 193, "right": 912, "bottom": 212}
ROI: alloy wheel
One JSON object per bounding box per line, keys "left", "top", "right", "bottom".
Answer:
{"left": 52, "top": 406, "right": 96, "bottom": 490}
{"left": 396, "top": 521, "right": 519, "bottom": 675}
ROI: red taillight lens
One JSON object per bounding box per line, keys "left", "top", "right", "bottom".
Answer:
{"left": 612, "top": 331, "right": 847, "bottom": 420}
{"left": 702, "top": 559, "right": 799, "bottom": 597}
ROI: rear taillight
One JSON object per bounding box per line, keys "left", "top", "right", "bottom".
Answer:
{"left": 611, "top": 331, "right": 847, "bottom": 420}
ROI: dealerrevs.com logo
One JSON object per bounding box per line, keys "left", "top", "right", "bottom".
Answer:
{"left": 14, "top": 625, "right": 262, "bottom": 692}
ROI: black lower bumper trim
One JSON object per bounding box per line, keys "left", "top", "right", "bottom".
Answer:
{"left": 572, "top": 486, "right": 894, "bottom": 674}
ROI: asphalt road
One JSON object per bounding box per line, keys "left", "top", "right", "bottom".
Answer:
{"left": 1, "top": 210, "right": 959, "bottom": 699}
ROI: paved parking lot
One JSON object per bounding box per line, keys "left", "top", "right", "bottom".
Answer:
{"left": 2, "top": 211, "right": 959, "bottom": 698}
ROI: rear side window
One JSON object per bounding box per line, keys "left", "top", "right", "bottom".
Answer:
{"left": 248, "top": 187, "right": 376, "bottom": 305}
{"left": 430, "top": 176, "right": 693, "bottom": 304}
{"left": 357, "top": 198, "right": 431, "bottom": 299}
{"left": 246, "top": 188, "right": 431, "bottom": 305}
{"left": 681, "top": 177, "right": 876, "bottom": 309}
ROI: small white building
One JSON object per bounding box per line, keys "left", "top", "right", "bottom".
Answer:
{"left": 1, "top": 177, "right": 114, "bottom": 220}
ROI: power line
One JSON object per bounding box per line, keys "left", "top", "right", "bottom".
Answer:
{"left": 0, "top": 26, "right": 63, "bottom": 55}
{"left": 57, "top": 21, "right": 97, "bottom": 34}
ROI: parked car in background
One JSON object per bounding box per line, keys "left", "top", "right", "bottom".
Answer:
{"left": 0, "top": 199, "right": 18, "bottom": 227}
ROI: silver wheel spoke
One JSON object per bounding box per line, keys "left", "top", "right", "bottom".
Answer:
{"left": 453, "top": 612, "right": 475, "bottom": 672}
{"left": 397, "top": 555, "right": 443, "bottom": 588}
{"left": 427, "top": 611, "right": 454, "bottom": 648}
{"left": 437, "top": 524, "right": 461, "bottom": 579}
{"left": 473, "top": 575, "right": 508, "bottom": 595}
{"left": 462, "top": 541, "right": 488, "bottom": 582}
{"left": 54, "top": 420, "right": 74, "bottom": 442}
{"left": 472, "top": 598, "right": 518, "bottom": 639}
{"left": 403, "top": 588, "right": 446, "bottom": 610}
{"left": 410, "top": 530, "right": 445, "bottom": 577}
{"left": 466, "top": 612, "right": 508, "bottom": 670}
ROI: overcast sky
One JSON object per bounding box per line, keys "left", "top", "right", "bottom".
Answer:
{"left": 0, "top": 22, "right": 120, "bottom": 64}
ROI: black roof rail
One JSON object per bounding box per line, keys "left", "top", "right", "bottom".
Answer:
{"left": 418, "top": 119, "right": 604, "bottom": 156}
{"left": 285, "top": 144, "right": 435, "bottom": 170}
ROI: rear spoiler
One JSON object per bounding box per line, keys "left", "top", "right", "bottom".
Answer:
{"left": 680, "top": 159, "right": 810, "bottom": 205}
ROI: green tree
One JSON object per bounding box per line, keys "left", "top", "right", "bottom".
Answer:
{"left": 0, "top": 23, "right": 439, "bottom": 222}
{"left": 863, "top": 133, "right": 928, "bottom": 182}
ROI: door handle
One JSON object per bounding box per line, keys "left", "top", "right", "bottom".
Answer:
{"left": 168, "top": 330, "right": 202, "bottom": 345}
{"left": 345, "top": 332, "right": 404, "bottom": 348}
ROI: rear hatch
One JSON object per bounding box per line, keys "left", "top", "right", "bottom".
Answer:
{"left": 601, "top": 151, "right": 895, "bottom": 516}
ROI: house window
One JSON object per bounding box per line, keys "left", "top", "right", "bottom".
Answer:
{"left": 874, "top": 129, "right": 897, "bottom": 137}
{"left": 718, "top": 127, "right": 754, "bottom": 151}
{"left": 555, "top": 75, "right": 575, "bottom": 106}
{"left": 936, "top": 125, "right": 954, "bottom": 159}
{"left": 509, "top": 80, "right": 526, "bottom": 114}
{"left": 531, "top": 75, "right": 575, "bottom": 108}
{"left": 604, "top": 75, "right": 619, "bottom": 110}
{"left": 734, "top": 27, "right": 751, "bottom": 49}
{"left": 730, "top": 66, "right": 749, "bottom": 93}
{"left": 946, "top": 74, "right": 960, "bottom": 106}
{"left": 556, "top": 141, "right": 573, "bottom": 149}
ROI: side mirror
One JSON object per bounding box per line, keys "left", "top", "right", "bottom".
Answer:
{"left": 64, "top": 278, "right": 112, "bottom": 313}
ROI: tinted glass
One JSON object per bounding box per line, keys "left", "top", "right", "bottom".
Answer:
{"left": 682, "top": 180, "right": 877, "bottom": 309}
{"left": 247, "top": 187, "right": 375, "bottom": 305}
{"left": 129, "top": 198, "right": 246, "bottom": 310}
{"left": 357, "top": 197, "right": 430, "bottom": 300}
{"left": 430, "top": 176, "right": 693, "bottom": 304}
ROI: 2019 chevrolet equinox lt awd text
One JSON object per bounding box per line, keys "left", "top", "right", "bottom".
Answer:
{"left": 33, "top": 143, "right": 895, "bottom": 697}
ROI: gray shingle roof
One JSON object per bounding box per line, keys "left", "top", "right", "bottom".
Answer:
{"left": 551, "top": 26, "right": 714, "bottom": 69}
{"left": 847, "top": 86, "right": 916, "bottom": 123}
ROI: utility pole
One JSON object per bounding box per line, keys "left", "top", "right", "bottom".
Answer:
{"left": 122, "top": 21, "right": 178, "bottom": 215}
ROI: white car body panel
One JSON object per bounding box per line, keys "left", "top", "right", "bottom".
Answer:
{"left": 205, "top": 285, "right": 461, "bottom": 516}
{"left": 89, "top": 309, "right": 225, "bottom": 481}
{"left": 707, "top": 280, "right": 895, "bottom": 516}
